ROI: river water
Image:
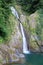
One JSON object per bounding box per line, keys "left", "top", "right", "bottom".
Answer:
{"left": 6, "top": 53, "right": 43, "bottom": 65}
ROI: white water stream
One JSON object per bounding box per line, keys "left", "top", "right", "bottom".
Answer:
{"left": 20, "top": 23, "right": 30, "bottom": 54}
{"left": 10, "top": 6, "right": 30, "bottom": 54}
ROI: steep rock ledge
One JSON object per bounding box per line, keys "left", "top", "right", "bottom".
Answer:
{"left": 0, "top": 13, "right": 24, "bottom": 65}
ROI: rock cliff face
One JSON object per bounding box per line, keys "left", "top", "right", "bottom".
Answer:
{"left": 0, "top": 13, "right": 23, "bottom": 64}
{"left": 15, "top": 5, "right": 43, "bottom": 53}
{"left": 0, "top": 4, "right": 43, "bottom": 65}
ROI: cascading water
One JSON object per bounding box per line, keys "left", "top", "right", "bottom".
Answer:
{"left": 10, "top": 6, "right": 30, "bottom": 54}
{"left": 10, "top": 7, "right": 19, "bottom": 19}
{"left": 20, "top": 23, "right": 30, "bottom": 54}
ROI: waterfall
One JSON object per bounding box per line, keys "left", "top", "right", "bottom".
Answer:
{"left": 10, "top": 7, "right": 19, "bottom": 19}
{"left": 10, "top": 6, "right": 30, "bottom": 54}
{"left": 20, "top": 23, "right": 30, "bottom": 54}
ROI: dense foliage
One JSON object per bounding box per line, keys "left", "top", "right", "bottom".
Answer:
{"left": 15, "top": 0, "right": 43, "bottom": 14}
{"left": 0, "top": 0, "right": 12, "bottom": 43}
{"left": 36, "top": 9, "right": 43, "bottom": 44}
{"left": 0, "top": 0, "right": 43, "bottom": 45}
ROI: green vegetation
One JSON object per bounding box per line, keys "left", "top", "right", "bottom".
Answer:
{"left": 0, "top": 0, "right": 43, "bottom": 51}
{"left": 15, "top": 0, "right": 43, "bottom": 14}
{"left": 0, "top": 0, "right": 43, "bottom": 65}
{"left": 0, "top": 0, "right": 15, "bottom": 43}
{"left": 36, "top": 9, "right": 43, "bottom": 44}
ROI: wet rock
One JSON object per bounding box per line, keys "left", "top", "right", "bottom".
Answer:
{"left": 20, "top": 15, "right": 26, "bottom": 23}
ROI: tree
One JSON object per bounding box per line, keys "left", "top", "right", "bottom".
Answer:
{"left": 0, "top": 0, "right": 12, "bottom": 42}
{"left": 15, "top": 0, "right": 40, "bottom": 14}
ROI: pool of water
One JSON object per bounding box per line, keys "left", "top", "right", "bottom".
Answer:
{"left": 25, "top": 53, "right": 43, "bottom": 65}
{"left": 6, "top": 53, "right": 43, "bottom": 65}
